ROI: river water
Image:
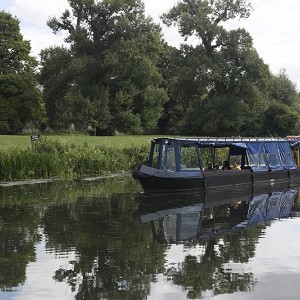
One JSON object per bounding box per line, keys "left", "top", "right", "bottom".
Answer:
{"left": 1, "top": 176, "right": 300, "bottom": 300}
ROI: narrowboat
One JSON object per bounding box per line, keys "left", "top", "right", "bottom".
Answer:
{"left": 132, "top": 137, "right": 300, "bottom": 192}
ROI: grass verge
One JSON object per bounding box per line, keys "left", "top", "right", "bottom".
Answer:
{"left": 0, "top": 138, "right": 149, "bottom": 181}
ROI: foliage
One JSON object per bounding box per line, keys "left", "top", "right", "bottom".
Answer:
{"left": 39, "top": 47, "right": 73, "bottom": 130}
{"left": 0, "top": 11, "right": 35, "bottom": 74}
{"left": 0, "top": 11, "right": 46, "bottom": 134}
{"left": 160, "top": 0, "right": 280, "bottom": 137}
{"left": 162, "top": 0, "right": 253, "bottom": 48}
{"left": 262, "top": 101, "right": 300, "bottom": 136}
{"left": 259, "top": 70, "right": 300, "bottom": 136}
{"left": 40, "top": 0, "right": 167, "bottom": 134}
{"left": 1, "top": 1, "right": 300, "bottom": 137}
{"left": 0, "top": 138, "right": 148, "bottom": 181}
{"left": 158, "top": 44, "right": 202, "bottom": 133}
{"left": 269, "top": 69, "right": 299, "bottom": 106}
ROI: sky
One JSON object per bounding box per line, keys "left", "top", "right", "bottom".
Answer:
{"left": 2, "top": 0, "right": 300, "bottom": 88}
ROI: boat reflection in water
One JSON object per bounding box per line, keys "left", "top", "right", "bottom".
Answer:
{"left": 137, "top": 185, "right": 300, "bottom": 243}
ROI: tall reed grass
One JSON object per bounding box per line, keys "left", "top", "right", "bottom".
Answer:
{"left": 0, "top": 139, "right": 148, "bottom": 181}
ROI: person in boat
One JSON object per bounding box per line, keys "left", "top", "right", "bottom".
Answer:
{"left": 204, "top": 162, "right": 213, "bottom": 171}
{"left": 222, "top": 160, "right": 232, "bottom": 170}
{"left": 214, "top": 163, "right": 220, "bottom": 171}
{"left": 232, "top": 161, "right": 241, "bottom": 170}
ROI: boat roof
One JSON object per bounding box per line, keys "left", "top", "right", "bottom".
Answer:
{"left": 151, "top": 137, "right": 300, "bottom": 149}
{"left": 152, "top": 136, "right": 293, "bottom": 143}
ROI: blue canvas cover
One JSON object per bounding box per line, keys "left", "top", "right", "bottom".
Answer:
{"left": 279, "top": 142, "right": 297, "bottom": 169}
{"left": 191, "top": 138, "right": 296, "bottom": 172}
{"left": 246, "top": 142, "right": 269, "bottom": 172}
{"left": 264, "top": 142, "right": 284, "bottom": 171}
{"left": 245, "top": 141, "right": 296, "bottom": 172}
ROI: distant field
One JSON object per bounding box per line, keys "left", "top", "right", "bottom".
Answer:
{"left": 0, "top": 134, "right": 164, "bottom": 150}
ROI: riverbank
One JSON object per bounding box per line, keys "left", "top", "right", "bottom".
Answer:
{"left": 0, "top": 134, "right": 157, "bottom": 150}
{"left": 0, "top": 137, "right": 149, "bottom": 181}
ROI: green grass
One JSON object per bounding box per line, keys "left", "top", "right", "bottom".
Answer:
{"left": 0, "top": 134, "right": 163, "bottom": 150}
{"left": 0, "top": 135, "right": 160, "bottom": 181}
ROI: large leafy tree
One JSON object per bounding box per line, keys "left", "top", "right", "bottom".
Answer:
{"left": 0, "top": 11, "right": 46, "bottom": 134}
{"left": 157, "top": 44, "right": 202, "bottom": 133}
{"left": 269, "top": 69, "right": 299, "bottom": 106}
{"left": 41, "top": 0, "right": 167, "bottom": 134}
{"left": 161, "top": 0, "right": 272, "bottom": 136}
{"left": 261, "top": 70, "right": 300, "bottom": 136}
{"left": 39, "top": 47, "right": 73, "bottom": 130}
{"left": 262, "top": 101, "right": 299, "bottom": 136}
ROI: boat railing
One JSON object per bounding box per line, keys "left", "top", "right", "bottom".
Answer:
{"left": 154, "top": 137, "right": 294, "bottom": 143}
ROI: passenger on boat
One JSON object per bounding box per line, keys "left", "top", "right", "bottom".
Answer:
{"left": 214, "top": 163, "right": 220, "bottom": 171}
{"left": 204, "top": 162, "right": 213, "bottom": 171}
{"left": 232, "top": 161, "right": 241, "bottom": 170}
{"left": 222, "top": 161, "right": 232, "bottom": 170}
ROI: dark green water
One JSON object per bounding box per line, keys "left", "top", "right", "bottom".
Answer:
{"left": 1, "top": 176, "right": 300, "bottom": 300}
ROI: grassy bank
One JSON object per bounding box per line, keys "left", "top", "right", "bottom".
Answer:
{"left": 0, "top": 134, "right": 159, "bottom": 150}
{"left": 0, "top": 136, "right": 151, "bottom": 181}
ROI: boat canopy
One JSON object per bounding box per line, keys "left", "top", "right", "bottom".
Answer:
{"left": 152, "top": 138, "right": 297, "bottom": 172}
{"left": 245, "top": 141, "right": 296, "bottom": 171}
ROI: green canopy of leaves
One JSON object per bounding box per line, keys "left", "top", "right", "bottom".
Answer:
{"left": 0, "top": 11, "right": 46, "bottom": 134}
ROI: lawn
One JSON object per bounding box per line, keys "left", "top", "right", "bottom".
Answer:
{"left": 0, "top": 134, "right": 163, "bottom": 150}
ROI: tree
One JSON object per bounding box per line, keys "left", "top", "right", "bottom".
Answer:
{"left": 157, "top": 44, "right": 205, "bottom": 133}
{"left": 161, "top": 0, "right": 273, "bottom": 136}
{"left": 269, "top": 69, "right": 299, "bottom": 106}
{"left": 41, "top": 0, "right": 167, "bottom": 134}
{"left": 262, "top": 101, "right": 300, "bottom": 136}
{"left": 259, "top": 70, "right": 300, "bottom": 136}
{"left": 0, "top": 11, "right": 46, "bottom": 134}
{"left": 162, "top": 0, "right": 253, "bottom": 55}
{"left": 39, "top": 47, "right": 73, "bottom": 130}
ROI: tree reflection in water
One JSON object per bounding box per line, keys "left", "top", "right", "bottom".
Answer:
{"left": 0, "top": 205, "right": 41, "bottom": 292}
{"left": 43, "top": 195, "right": 166, "bottom": 299}
{"left": 0, "top": 178, "right": 299, "bottom": 299}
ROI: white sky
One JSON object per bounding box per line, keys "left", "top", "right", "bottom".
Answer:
{"left": 1, "top": 0, "right": 300, "bottom": 88}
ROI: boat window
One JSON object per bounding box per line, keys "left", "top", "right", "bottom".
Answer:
{"left": 162, "top": 143, "right": 176, "bottom": 171}
{"left": 180, "top": 144, "right": 200, "bottom": 171}
{"left": 199, "top": 148, "right": 211, "bottom": 168}
{"left": 150, "top": 143, "right": 160, "bottom": 168}
{"left": 292, "top": 148, "right": 300, "bottom": 166}
{"left": 229, "top": 155, "right": 242, "bottom": 168}
{"left": 215, "top": 148, "right": 229, "bottom": 167}
{"left": 200, "top": 147, "right": 230, "bottom": 169}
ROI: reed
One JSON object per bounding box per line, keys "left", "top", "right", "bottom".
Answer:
{"left": 0, "top": 139, "right": 149, "bottom": 181}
